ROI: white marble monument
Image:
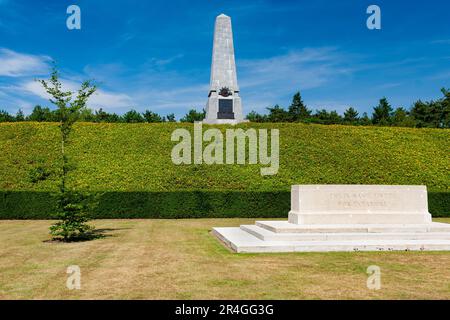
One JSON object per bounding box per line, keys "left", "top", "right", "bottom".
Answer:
{"left": 203, "top": 14, "right": 246, "bottom": 125}
{"left": 213, "top": 185, "right": 450, "bottom": 252}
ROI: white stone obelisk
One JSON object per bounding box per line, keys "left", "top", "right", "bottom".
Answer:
{"left": 204, "top": 14, "right": 245, "bottom": 124}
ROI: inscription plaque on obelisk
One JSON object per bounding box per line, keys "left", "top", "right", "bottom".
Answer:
{"left": 204, "top": 14, "right": 245, "bottom": 124}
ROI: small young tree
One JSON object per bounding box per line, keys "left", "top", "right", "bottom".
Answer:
{"left": 39, "top": 66, "right": 97, "bottom": 241}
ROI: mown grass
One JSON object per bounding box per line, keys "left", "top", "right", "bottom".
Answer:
{"left": 0, "top": 219, "right": 449, "bottom": 300}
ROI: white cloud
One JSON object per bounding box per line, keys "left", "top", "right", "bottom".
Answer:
{"left": 21, "top": 79, "right": 134, "bottom": 110}
{"left": 0, "top": 48, "right": 51, "bottom": 77}
{"left": 237, "top": 47, "right": 354, "bottom": 111}
{"left": 239, "top": 47, "right": 351, "bottom": 90}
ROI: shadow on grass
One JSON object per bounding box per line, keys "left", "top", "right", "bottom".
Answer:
{"left": 43, "top": 227, "right": 131, "bottom": 243}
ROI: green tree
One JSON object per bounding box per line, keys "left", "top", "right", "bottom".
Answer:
{"left": 267, "top": 104, "right": 289, "bottom": 122}
{"left": 166, "top": 113, "right": 176, "bottom": 122}
{"left": 288, "top": 92, "right": 310, "bottom": 122}
{"left": 312, "top": 109, "right": 342, "bottom": 125}
{"left": 78, "top": 107, "right": 95, "bottom": 122}
{"left": 343, "top": 107, "right": 359, "bottom": 124}
{"left": 107, "top": 113, "right": 122, "bottom": 123}
{"left": 39, "top": 66, "right": 97, "bottom": 241}
{"left": 180, "top": 108, "right": 205, "bottom": 122}
{"left": 123, "top": 109, "right": 145, "bottom": 123}
{"left": 246, "top": 110, "right": 267, "bottom": 122}
{"left": 359, "top": 112, "right": 371, "bottom": 126}
{"left": 28, "top": 105, "right": 53, "bottom": 122}
{"left": 0, "top": 110, "right": 14, "bottom": 122}
{"left": 328, "top": 110, "right": 342, "bottom": 124}
{"left": 410, "top": 100, "right": 439, "bottom": 128}
{"left": 391, "top": 107, "right": 415, "bottom": 127}
{"left": 372, "top": 97, "right": 393, "bottom": 125}
{"left": 143, "top": 110, "right": 163, "bottom": 123}
{"left": 15, "top": 109, "right": 25, "bottom": 121}
{"left": 94, "top": 108, "right": 110, "bottom": 122}
{"left": 441, "top": 88, "right": 450, "bottom": 128}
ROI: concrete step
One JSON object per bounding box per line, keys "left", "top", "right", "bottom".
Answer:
{"left": 213, "top": 227, "right": 450, "bottom": 253}
{"left": 255, "top": 221, "right": 450, "bottom": 234}
{"left": 240, "top": 225, "right": 450, "bottom": 242}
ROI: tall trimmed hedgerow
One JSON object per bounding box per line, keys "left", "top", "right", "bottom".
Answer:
{"left": 39, "top": 66, "right": 97, "bottom": 241}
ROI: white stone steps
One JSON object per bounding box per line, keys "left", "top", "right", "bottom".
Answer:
{"left": 241, "top": 224, "right": 450, "bottom": 242}
{"left": 213, "top": 227, "right": 450, "bottom": 253}
{"left": 255, "top": 221, "right": 450, "bottom": 234}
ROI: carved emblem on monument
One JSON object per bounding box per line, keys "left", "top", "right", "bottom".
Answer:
{"left": 219, "top": 87, "right": 232, "bottom": 97}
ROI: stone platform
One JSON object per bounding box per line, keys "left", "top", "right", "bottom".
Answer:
{"left": 213, "top": 222, "right": 450, "bottom": 253}
{"left": 213, "top": 185, "right": 450, "bottom": 253}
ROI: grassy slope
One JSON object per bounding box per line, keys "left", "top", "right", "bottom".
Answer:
{"left": 1, "top": 218, "right": 450, "bottom": 299}
{"left": 0, "top": 122, "right": 449, "bottom": 216}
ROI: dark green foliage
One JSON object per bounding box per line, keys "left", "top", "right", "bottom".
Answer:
{"left": 344, "top": 107, "right": 359, "bottom": 124}
{"left": 0, "top": 190, "right": 447, "bottom": 219}
{"left": 28, "top": 105, "right": 54, "bottom": 122}
{"left": 49, "top": 191, "right": 94, "bottom": 241}
{"left": 442, "top": 88, "right": 450, "bottom": 128}
{"left": 166, "top": 113, "right": 176, "bottom": 122}
{"left": 78, "top": 108, "right": 95, "bottom": 122}
{"left": 94, "top": 108, "right": 121, "bottom": 123}
{"left": 372, "top": 97, "right": 393, "bottom": 125}
{"left": 288, "top": 92, "right": 310, "bottom": 121}
{"left": 246, "top": 110, "right": 268, "bottom": 122}
{"left": 392, "top": 107, "right": 415, "bottom": 127}
{"left": 0, "top": 110, "right": 14, "bottom": 122}
{"left": 180, "top": 108, "right": 205, "bottom": 122}
{"left": 15, "top": 109, "right": 25, "bottom": 122}
{"left": 143, "top": 110, "right": 163, "bottom": 123}
{"left": 1, "top": 88, "right": 449, "bottom": 128}
{"left": 123, "top": 109, "right": 145, "bottom": 123}
{"left": 359, "top": 112, "right": 371, "bottom": 126}
{"left": 267, "top": 104, "right": 289, "bottom": 122}
{"left": 240, "top": 88, "right": 450, "bottom": 128}
{"left": 312, "top": 109, "right": 342, "bottom": 125}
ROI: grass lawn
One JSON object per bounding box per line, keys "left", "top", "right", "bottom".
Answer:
{"left": 1, "top": 218, "right": 449, "bottom": 300}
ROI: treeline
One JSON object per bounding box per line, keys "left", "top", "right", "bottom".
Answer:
{"left": 1, "top": 88, "right": 449, "bottom": 127}
{"left": 247, "top": 89, "right": 450, "bottom": 128}
{"left": 0, "top": 106, "right": 206, "bottom": 123}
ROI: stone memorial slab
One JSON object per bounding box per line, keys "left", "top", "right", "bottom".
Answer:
{"left": 288, "top": 185, "right": 432, "bottom": 225}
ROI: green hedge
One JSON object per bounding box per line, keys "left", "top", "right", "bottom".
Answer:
{"left": 0, "top": 122, "right": 449, "bottom": 219}
{"left": 0, "top": 191, "right": 448, "bottom": 219}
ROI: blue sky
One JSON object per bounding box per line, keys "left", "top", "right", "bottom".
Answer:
{"left": 0, "top": 0, "right": 449, "bottom": 117}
